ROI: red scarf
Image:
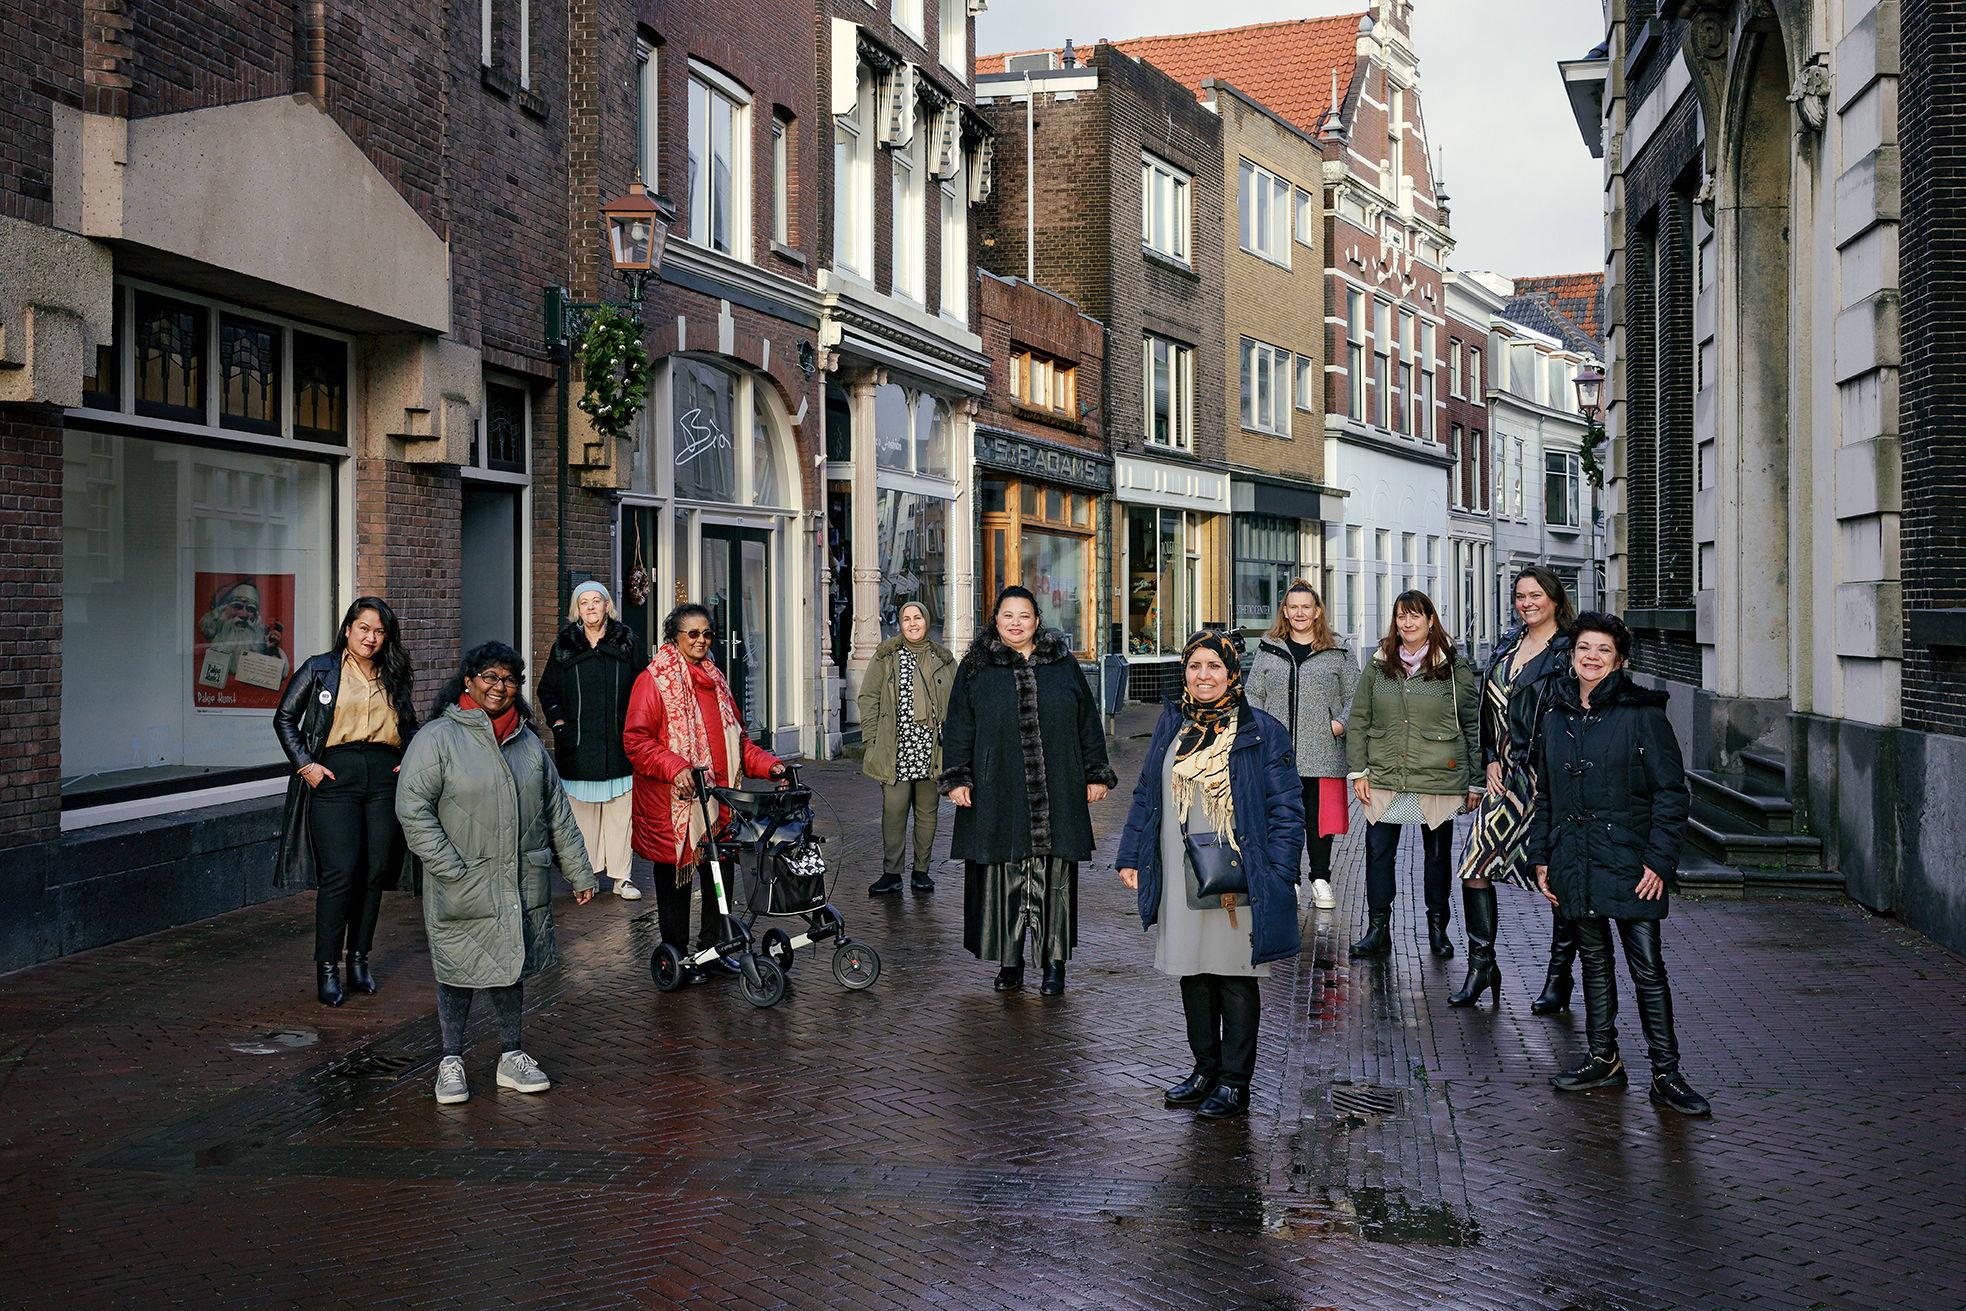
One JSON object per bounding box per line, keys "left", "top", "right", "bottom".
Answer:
{"left": 460, "top": 692, "right": 520, "bottom": 743}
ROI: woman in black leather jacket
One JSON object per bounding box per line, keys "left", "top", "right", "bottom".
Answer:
{"left": 273, "top": 597, "right": 419, "bottom": 1005}
{"left": 1450, "top": 566, "right": 1574, "bottom": 1009}
{"left": 1528, "top": 612, "right": 1707, "bottom": 1116}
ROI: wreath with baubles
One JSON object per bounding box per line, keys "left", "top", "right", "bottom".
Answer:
{"left": 575, "top": 306, "right": 652, "bottom": 443}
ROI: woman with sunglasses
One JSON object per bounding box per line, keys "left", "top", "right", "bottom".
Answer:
{"left": 623, "top": 603, "right": 787, "bottom": 982}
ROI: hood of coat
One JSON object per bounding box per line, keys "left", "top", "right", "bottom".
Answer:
{"left": 441, "top": 699, "right": 536, "bottom": 739}
{"left": 1547, "top": 667, "right": 1669, "bottom": 714}
{"left": 970, "top": 626, "right": 1075, "bottom": 668}
{"left": 874, "top": 634, "right": 954, "bottom": 667}
{"left": 551, "top": 618, "right": 637, "bottom": 663}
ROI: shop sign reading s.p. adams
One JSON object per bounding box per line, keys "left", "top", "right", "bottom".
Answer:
{"left": 973, "top": 429, "right": 1113, "bottom": 493}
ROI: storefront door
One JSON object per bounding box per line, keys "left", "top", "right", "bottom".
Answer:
{"left": 701, "top": 523, "right": 772, "bottom": 750}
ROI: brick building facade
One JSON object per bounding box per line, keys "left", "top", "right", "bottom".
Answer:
{"left": 976, "top": 45, "right": 1228, "bottom": 696}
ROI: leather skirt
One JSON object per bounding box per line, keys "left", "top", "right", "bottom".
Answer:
{"left": 963, "top": 856, "right": 1078, "bottom": 965}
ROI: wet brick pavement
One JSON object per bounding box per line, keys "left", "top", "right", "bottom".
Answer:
{"left": 3, "top": 704, "right": 1964, "bottom": 1309}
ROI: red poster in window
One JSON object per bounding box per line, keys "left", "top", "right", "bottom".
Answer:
{"left": 193, "top": 572, "right": 295, "bottom": 709}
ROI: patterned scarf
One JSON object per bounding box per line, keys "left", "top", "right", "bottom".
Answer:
{"left": 1172, "top": 631, "right": 1244, "bottom": 851}
{"left": 649, "top": 641, "right": 743, "bottom": 873}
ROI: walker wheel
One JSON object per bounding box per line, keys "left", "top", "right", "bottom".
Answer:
{"left": 739, "top": 955, "right": 788, "bottom": 1008}
{"left": 832, "top": 942, "right": 881, "bottom": 990}
{"left": 651, "top": 943, "right": 686, "bottom": 992}
{"left": 761, "top": 928, "right": 795, "bottom": 973}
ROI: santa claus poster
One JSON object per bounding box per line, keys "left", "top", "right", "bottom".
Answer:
{"left": 193, "top": 573, "right": 295, "bottom": 709}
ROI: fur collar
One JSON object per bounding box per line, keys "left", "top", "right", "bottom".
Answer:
{"left": 552, "top": 618, "right": 636, "bottom": 662}
{"left": 972, "top": 626, "right": 1075, "bottom": 668}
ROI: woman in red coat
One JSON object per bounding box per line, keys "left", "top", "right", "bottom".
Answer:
{"left": 624, "top": 602, "right": 785, "bottom": 982}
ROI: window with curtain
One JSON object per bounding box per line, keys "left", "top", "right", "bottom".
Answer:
{"left": 687, "top": 67, "right": 749, "bottom": 257}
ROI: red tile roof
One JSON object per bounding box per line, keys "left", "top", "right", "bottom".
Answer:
{"left": 980, "top": 15, "right": 1367, "bottom": 135}
{"left": 1512, "top": 273, "right": 1605, "bottom": 344}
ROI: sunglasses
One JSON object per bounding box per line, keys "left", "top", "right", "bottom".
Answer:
{"left": 677, "top": 627, "right": 714, "bottom": 639}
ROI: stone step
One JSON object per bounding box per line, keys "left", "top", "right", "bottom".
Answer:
{"left": 1686, "top": 799, "right": 1827, "bottom": 871}
{"left": 1675, "top": 857, "right": 1847, "bottom": 899}
{"left": 1689, "top": 769, "right": 1797, "bottom": 834}
{"left": 1739, "top": 747, "right": 1790, "bottom": 794}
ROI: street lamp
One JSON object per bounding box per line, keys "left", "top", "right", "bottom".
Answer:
{"left": 1572, "top": 365, "right": 1604, "bottom": 419}
{"left": 1572, "top": 365, "right": 1607, "bottom": 611}
{"left": 601, "top": 179, "right": 674, "bottom": 312}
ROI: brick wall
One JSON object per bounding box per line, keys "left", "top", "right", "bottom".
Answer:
{"left": 1444, "top": 313, "right": 1487, "bottom": 512}
{"left": 0, "top": 0, "right": 79, "bottom": 223}
{"left": 0, "top": 407, "right": 62, "bottom": 849}
{"left": 1215, "top": 84, "right": 1325, "bottom": 484}
{"left": 355, "top": 459, "right": 462, "bottom": 712}
{"left": 1900, "top": 0, "right": 1966, "bottom": 733}
{"left": 975, "top": 271, "right": 1105, "bottom": 453}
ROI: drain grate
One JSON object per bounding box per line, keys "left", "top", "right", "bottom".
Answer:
{"left": 1328, "top": 1083, "right": 1403, "bottom": 1119}
{"left": 335, "top": 1052, "right": 420, "bottom": 1079}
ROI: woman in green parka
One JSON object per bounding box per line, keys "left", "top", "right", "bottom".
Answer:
{"left": 395, "top": 641, "right": 597, "bottom": 1106}
{"left": 858, "top": 601, "right": 957, "bottom": 895}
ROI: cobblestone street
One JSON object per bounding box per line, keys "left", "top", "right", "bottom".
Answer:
{"left": 1, "top": 706, "right": 1961, "bottom": 1310}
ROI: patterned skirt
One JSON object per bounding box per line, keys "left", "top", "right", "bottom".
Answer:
{"left": 1457, "top": 759, "right": 1538, "bottom": 888}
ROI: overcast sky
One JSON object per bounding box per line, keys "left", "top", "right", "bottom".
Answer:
{"left": 975, "top": 0, "right": 1605, "bottom": 279}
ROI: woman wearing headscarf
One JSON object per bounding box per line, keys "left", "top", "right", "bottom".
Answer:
{"left": 274, "top": 596, "right": 419, "bottom": 1006}
{"left": 1345, "top": 590, "right": 1482, "bottom": 963}
{"left": 394, "top": 642, "right": 596, "bottom": 1105}
{"left": 939, "top": 586, "right": 1117, "bottom": 996}
{"left": 1449, "top": 565, "right": 1575, "bottom": 1009}
{"left": 1116, "top": 632, "right": 1305, "bottom": 1120}
{"left": 623, "top": 602, "right": 786, "bottom": 982}
{"left": 1529, "top": 612, "right": 1706, "bottom": 1116}
{"left": 1244, "top": 580, "right": 1358, "bottom": 912}
{"left": 858, "top": 601, "right": 957, "bottom": 895}
{"left": 537, "top": 581, "right": 650, "bottom": 901}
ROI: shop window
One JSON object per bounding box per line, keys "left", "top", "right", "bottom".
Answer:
{"left": 675, "top": 358, "right": 738, "bottom": 501}
{"left": 292, "top": 333, "right": 349, "bottom": 445}
{"left": 875, "top": 488, "right": 948, "bottom": 642}
{"left": 980, "top": 476, "right": 1097, "bottom": 655}
{"left": 1127, "top": 505, "right": 1198, "bottom": 656}
{"left": 218, "top": 315, "right": 281, "bottom": 436}
{"left": 134, "top": 291, "right": 207, "bottom": 423}
{"left": 61, "top": 431, "right": 334, "bottom": 802}
{"left": 1234, "top": 514, "right": 1301, "bottom": 632}
{"left": 825, "top": 383, "right": 853, "bottom": 463}
{"left": 753, "top": 388, "right": 782, "bottom": 506}
{"left": 874, "top": 384, "right": 949, "bottom": 476}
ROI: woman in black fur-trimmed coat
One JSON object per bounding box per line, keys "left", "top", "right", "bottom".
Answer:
{"left": 939, "top": 586, "right": 1118, "bottom": 996}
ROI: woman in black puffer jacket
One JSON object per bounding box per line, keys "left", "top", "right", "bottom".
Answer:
{"left": 1527, "top": 612, "right": 1708, "bottom": 1117}
{"left": 537, "top": 582, "right": 649, "bottom": 900}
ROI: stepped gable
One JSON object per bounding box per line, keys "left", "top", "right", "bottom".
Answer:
{"left": 981, "top": 15, "right": 1366, "bottom": 134}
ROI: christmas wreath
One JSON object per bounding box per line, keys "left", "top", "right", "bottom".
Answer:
{"left": 575, "top": 305, "right": 652, "bottom": 443}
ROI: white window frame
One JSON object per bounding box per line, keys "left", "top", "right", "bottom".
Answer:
{"left": 1450, "top": 338, "right": 1464, "bottom": 398}
{"left": 939, "top": 178, "right": 967, "bottom": 321}
{"left": 1347, "top": 289, "right": 1368, "bottom": 421}
{"left": 469, "top": 374, "right": 533, "bottom": 487}
{"left": 1143, "top": 333, "right": 1195, "bottom": 450}
{"left": 1240, "top": 337, "right": 1292, "bottom": 436}
{"left": 1294, "top": 353, "right": 1314, "bottom": 412}
{"left": 1448, "top": 425, "right": 1465, "bottom": 510}
{"left": 1546, "top": 450, "right": 1582, "bottom": 527}
{"left": 891, "top": 118, "right": 925, "bottom": 301}
{"left": 687, "top": 63, "right": 753, "bottom": 260}
{"left": 1238, "top": 159, "right": 1292, "bottom": 267}
{"left": 893, "top": 0, "right": 924, "bottom": 43}
{"left": 939, "top": 0, "right": 966, "bottom": 76}
{"left": 637, "top": 41, "right": 660, "bottom": 190}
{"left": 833, "top": 65, "right": 873, "bottom": 276}
{"left": 1294, "top": 188, "right": 1315, "bottom": 246}
{"left": 770, "top": 114, "right": 790, "bottom": 247}
{"left": 1141, "top": 154, "right": 1191, "bottom": 264}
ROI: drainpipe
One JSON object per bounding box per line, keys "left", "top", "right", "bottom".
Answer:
{"left": 1024, "top": 72, "right": 1036, "bottom": 283}
{"left": 301, "top": 1, "right": 329, "bottom": 102}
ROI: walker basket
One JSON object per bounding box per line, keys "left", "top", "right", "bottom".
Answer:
{"left": 749, "top": 838, "right": 829, "bottom": 917}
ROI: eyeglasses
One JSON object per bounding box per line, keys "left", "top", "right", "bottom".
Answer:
{"left": 472, "top": 672, "right": 523, "bottom": 687}
{"left": 677, "top": 628, "right": 713, "bottom": 639}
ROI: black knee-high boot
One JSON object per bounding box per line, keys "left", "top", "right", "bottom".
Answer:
{"left": 1447, "top": 884, "right": 1499, "bottom": 1007}
{"left": 1531, "top": 911, "right": 1579, "bottom": 1014}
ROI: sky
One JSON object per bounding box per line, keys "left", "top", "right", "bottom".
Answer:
{"left": 974, "top": 0, "right": 1606, "bottom": 279}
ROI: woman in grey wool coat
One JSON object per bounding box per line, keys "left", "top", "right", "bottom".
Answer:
{"left": 396, "top": 641, "right": 597, "bottom": 1106}
{"left": 1245, "top": 580, "right": 1358, "bottom": 912}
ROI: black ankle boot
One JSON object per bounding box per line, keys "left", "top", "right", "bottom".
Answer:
{"left": 910, "top": 869, "right": 936, "bottom": 892}
{"left": 868, "top": 872, "right": 904, "bottom": 896}
{"left": 316, "top": 961, "right": 345, "bottom": 1007}
{"left": 993, "top": 964, "right": 1025, "bottom": 991}
{"left": 1531, "top": 914, "right": 1579, "bottom": 1014}
{"left": 1447, "top": 885, "right": 1499, "bottom": 1007}
{"left": 1351, "top": 912, "right": 1392, "bottom": 958}
{"left": 1196, "top": 1083, "right": 1249, "bottom": 1119}
{"left": 1427, "top": 911, "right": 1455, "bottom": 957}
{"left": 345, "top": 952, "right": 378, "bottom": 995}
{"left": 1039, "top": 962, "right": 1066, "bottom": 996}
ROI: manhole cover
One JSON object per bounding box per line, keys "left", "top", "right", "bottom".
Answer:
{"left": 228, "top": 1030, "right": 320, "bottom": 1055}
{"left": 1329, "top": 1084, "right": 1403, "bottom": 1118}
{"left": 336, "top": 1052, "right": 420, "bottom": 1078}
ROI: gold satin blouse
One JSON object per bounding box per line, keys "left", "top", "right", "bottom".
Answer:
{"left": 324, "top": 653, "right": 403, "bottom": 750}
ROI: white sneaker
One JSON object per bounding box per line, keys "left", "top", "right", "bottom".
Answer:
{"left": 434, "top": 1056, "right": 470, "bottom": 1104}
{"left": 614, "top": 878, "right": 643, "bottom": 901}
{"left": 496, "top": 1049, "right": 552, "bottom": 1093}
{"left": 1310, "top": 879, "right": 1337, "bottom": 911}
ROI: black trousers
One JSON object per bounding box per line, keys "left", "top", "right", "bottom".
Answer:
{"left": 1574, "top": 917, "right": 1681, "bottom": 1076}
{"left": 1180, "top": 974, "right": 1260, "bottom": 1088}
{"left": 1363, "top": 818, "right": 1453, "bottom": 917}
{"left": 651, "top": 862, "right": 731, "bottom": 951}
{"left": 310, "top": 743, "right": 404, "bottom": 961}
{"left": 1298, "top": 778, "right": 1336, "bottom": 879}
{"left": 436, "top": 981, "right": 524, "bottom": 1056}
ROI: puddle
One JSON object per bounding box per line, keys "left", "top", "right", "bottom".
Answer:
{"left": 228, "top": 1030, "right": 319, "bottom": 1055}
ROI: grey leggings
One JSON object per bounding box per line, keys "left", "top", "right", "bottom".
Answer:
{"left": 436, "top": 982, "right": 524, "bottom": 1056}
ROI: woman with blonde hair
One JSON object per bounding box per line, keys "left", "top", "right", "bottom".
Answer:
{"left": 1345, "top": 591, "right": 1482, "bottom": 962}
{"left": 538, "top": 581, "right": 649, "bottom": 901}
{"left": 1245, "top": 581, "right": 1358, "bottom": 912}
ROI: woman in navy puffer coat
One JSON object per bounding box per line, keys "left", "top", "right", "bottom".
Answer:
{"left": 1116, "top": 631, "right": 1304, "bottom": 1121}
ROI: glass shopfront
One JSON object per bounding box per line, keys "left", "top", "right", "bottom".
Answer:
{"left": 63, "top": 282, "right": 348, "bottom": 805}
{"left": 979, "top": 477, "right": 1097, "bottom": 656}
{"left": 1126, "top": 506, "right": 1200, "bottom": 656}
{"left": 1233, "top": 514, "right": 1309, "bottom": 636}
{"left": 872, "top": 383, "right": 957, "bottom": 644}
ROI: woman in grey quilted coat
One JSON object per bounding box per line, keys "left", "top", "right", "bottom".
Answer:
{"left": 1245, "top": 581, "right": 1358, "bottom": 912}
{"left": 396, "top": 641, "right": 597, "bottom": 1106}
